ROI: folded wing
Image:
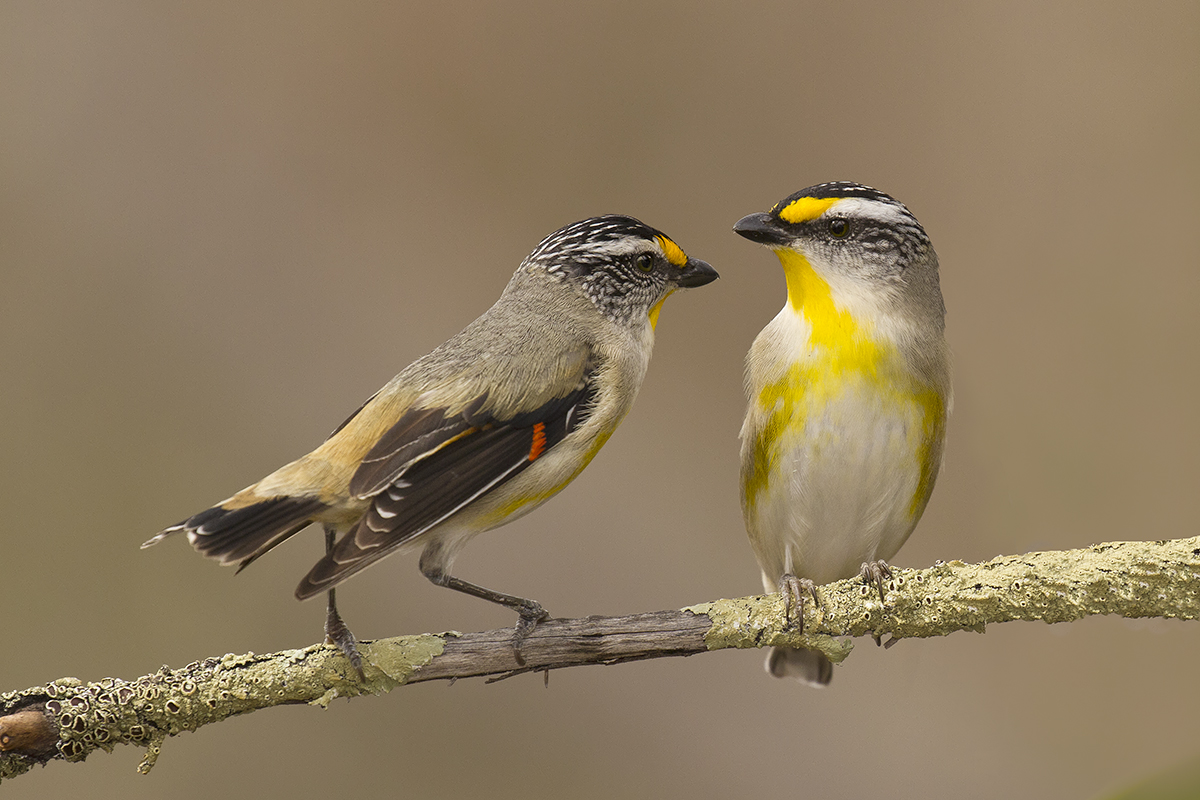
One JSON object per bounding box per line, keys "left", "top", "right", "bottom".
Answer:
{"left": 295, "top": 377, "right": 597, "bottom": 599}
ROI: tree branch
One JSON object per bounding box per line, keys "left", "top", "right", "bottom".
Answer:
{"left": 3, "top": 536, "right": 1198, "bottom": 783}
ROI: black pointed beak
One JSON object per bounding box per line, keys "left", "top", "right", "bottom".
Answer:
{"left": 733, "top": 212, "right": 789, "bottom": 246}
{"left": 676, "top": 257, "right": 719, "bottom": 288}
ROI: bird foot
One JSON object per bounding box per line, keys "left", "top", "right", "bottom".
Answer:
{"left": 779, "top": 573, "right": 819, "bottom": 634}
{"left": 860, "top": 559, "right": 894, "bottom": 604}
{"left": 511, "top": 600, "right": 550, "bottom": 666}
{"left": 325, "top": 602, "right": 365, "bottom": 681}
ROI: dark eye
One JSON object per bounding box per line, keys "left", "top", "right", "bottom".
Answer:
{"left": 828, "top": 218, "right": 850, "bottom": 238}
{"left": 635, "top": 253, "right": 655, "bottom": 272}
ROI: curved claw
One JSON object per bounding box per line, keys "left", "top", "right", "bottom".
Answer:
{"left": 779, "top": 573, "right": 819, "bottom": 634}
{"left": 511, "top": 600, "right": 550, "bottom": 666}
{"left": 325, "top": 596, "right": 365, "bottom": 680}
{"left": 860, "top": 559, "right": 894, "bottom": 604}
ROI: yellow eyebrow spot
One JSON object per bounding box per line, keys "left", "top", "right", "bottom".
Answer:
{"left": 775, "top": 196, "right": 840, "bottom": 224}
{"left": 655, "top": 235, "right": 688, "bottom": 267}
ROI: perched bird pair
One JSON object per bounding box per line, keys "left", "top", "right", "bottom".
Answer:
{"left": 147, "top": 183, "right": 948, "bottom": 687}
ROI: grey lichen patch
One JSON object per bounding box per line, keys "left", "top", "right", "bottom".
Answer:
{"left": 135, "top": 733, "right": 165, "bottom": 775}
{"left": 803, "top": 635, "right": 854, "bottom": 664}
{"left": 684, "top": 597, "right": 778, "bottom": 650}
{"left": 361, "top": 635, "right": 444, "bottom": 690}
{"left": 311, "top": 634, "right": 445, "bottom": 706}
{"left": 820, "top": 538, "right": 1200, "bottom": 641}
{"left": 683, "top": 537, "right": 1200, "bottom": 663}
{"left": 2, "top": 635, "right": 449, "bottom": 779}
{"left": 683, "top": 597, "right": 855, "bottom": 663}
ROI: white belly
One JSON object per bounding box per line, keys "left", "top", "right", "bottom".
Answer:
{"left": 742, "top": 373, "right": 932, "bottom": 589}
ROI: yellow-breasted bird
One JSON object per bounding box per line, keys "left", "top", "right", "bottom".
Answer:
{"left": 144, "top": 215, "right": 718, "bottom": 674}
{"left": 733, "top": 182, "right": 949, "bottom": 686}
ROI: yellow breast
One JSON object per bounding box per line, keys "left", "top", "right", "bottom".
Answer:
{"left": 742, "top": 250, "right": 946, "bottom": 520}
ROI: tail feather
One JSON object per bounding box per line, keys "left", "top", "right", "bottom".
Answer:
{"left": 766, "top": 646, "right": 833, "bottom": 686}
{"left": 144, "top": 496, "right": 328, "bottom": 568}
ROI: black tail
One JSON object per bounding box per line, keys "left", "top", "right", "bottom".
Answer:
{"left": 144, "top": 496, "right": 328, "bottom": 569}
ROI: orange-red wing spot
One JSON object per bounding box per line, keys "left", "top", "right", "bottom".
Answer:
{"left": 528, "top": 422, "right": 547, "bottom": 461}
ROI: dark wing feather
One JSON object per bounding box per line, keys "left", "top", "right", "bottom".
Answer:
{"left": 294, "top": 379, "right": 597, "bottom": 598}
{"left": 348, "top": 404, "right": 480, "bottom": 498}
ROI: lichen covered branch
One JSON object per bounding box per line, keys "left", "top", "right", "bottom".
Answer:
{"left": 3, "top": 536, "right": 1198, "bottom": 783}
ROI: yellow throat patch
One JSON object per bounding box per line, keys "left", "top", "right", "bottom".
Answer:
{"left": 776, "top": 249, "right": 862, "bottom": 347}
{"left": 646, "top": 235, "right": 689, "bottom": 330}
{"left": 647, "top": 289, "right": 675, "bottom": 330}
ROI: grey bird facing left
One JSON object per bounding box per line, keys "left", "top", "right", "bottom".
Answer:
{"left": 144, "top": 215, "right": 718, "bottom": 675}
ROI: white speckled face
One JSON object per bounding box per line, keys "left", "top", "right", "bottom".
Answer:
{"left": 767, "top": 188, "right": 934, "bottom": 302}
{"left": 520, "top": 215, "right": 704, "bottom": 328}
{"left": 735, "top": 182, "right": 944, "bottom": 352}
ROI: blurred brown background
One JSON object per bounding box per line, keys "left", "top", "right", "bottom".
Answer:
{"left": 2, "top": 2, "right": 1198, "bottom": 797}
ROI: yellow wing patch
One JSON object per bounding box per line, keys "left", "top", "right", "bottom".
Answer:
{"left": 655, "top": 235, "right": 688, "bottom": 267}
{"left": 775, "top": 196, "right": 840, "bottom": 224}
{"left": 909, "top": 389, "right": 948, "bottom": 518}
